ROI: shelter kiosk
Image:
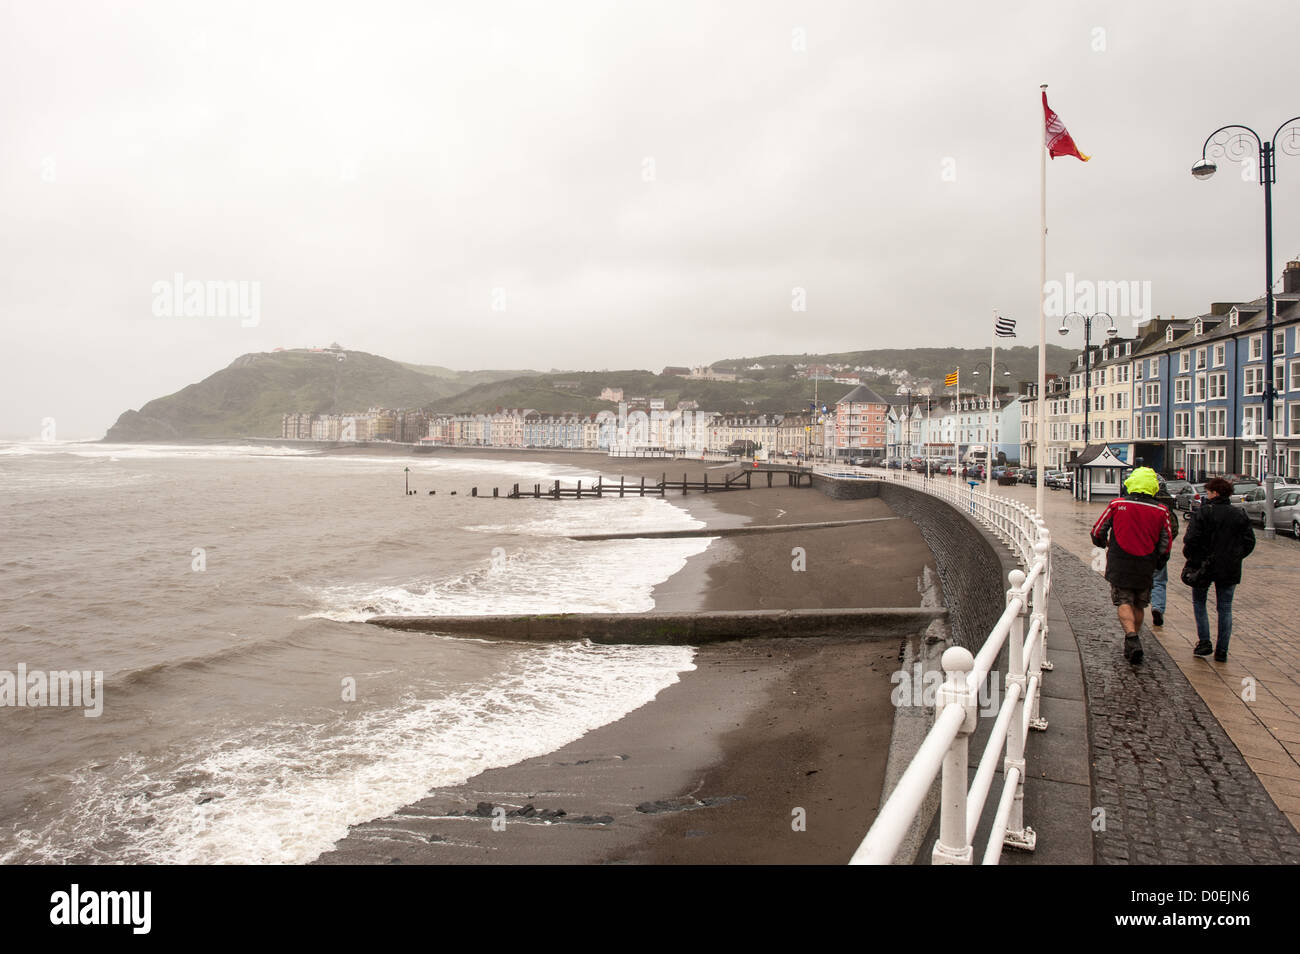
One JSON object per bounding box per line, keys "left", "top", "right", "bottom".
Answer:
{"left": 1070, "top": 443, "right": 1128, "bottom": 502}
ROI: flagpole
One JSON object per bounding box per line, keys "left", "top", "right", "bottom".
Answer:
{"left": 989, "top": 312, "right": 997, "bottom": 497}
{"left": 1036, "top": 84, "right": 1048, "bottom": 518}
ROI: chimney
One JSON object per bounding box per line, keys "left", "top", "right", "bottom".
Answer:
{"left": 1285, "top": 260, "right": 1300, "bottom": 295}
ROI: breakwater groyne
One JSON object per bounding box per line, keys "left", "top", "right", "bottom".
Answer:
{"left": 367, "top": 607, "right": 948, "bottom": 644}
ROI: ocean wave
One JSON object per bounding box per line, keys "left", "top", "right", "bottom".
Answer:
{"left": 0, "top": 640, "right": 695, "bottom": 864}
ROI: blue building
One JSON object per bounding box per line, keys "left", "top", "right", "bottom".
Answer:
{"left": 1129, "top": 263, "right": 1300, "bottom": 480}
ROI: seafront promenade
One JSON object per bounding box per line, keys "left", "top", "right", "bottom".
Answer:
{"left": 929, "top": 473, "right": 1300, "bottom": 844}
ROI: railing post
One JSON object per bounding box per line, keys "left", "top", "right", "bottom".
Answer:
{"left": 932, "top": 647, "right": 977, "bottom": 865}
{"left": 1002, "top": 568, "right": 1037, "bottom": 854}
{"left": 1030, "top": 536, "right": 1053, "bottom": 710}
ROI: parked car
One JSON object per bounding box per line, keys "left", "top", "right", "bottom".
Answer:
{"left": 1163, "top": 478, "right": 1192, "bottom": 498}
{"left": 1238, "top": 487, "right": 1269, "bottom": 524}
{"left": 1175, "top": 483, "right": 1208, "bottom": 512}
{"left": 1019, "top": 469, "right": 1037, "bottom": 486}
{"left": 1227, "top": 480, "right": 1261, "bottom": 505}
{"left": 1273, "top": 489, "right": 1300, "bottom": 536}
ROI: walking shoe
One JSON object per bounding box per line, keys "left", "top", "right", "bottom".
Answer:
{"left": 1151, "top": 609, "right": 1163, "bottom": 627}
{"left": 1124, "top": 633, "right": 1144, "bottom": 664}
{"left": 1193, "top": 642, "right": 1214, "bottom": 657}
{"left": 1214, "top": 651, "right": 1227, "bottom": 662}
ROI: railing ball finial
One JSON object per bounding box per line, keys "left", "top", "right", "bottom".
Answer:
{"left": 1033, "top": 540, "right": 1049, "bottom": 558}
{"left": 1008, "top": 568, "right": 1026, "bottom": 589}
{"left": 941, "top": 645, "right": 974, "bottom": 679}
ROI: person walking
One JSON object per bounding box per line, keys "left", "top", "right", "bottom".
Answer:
{"left": 1149, "top": 478, "right": 1181, "bottom": 627}
{"left": 1182, "top": 476, "right": 1255, "bottom": 662}
{"left": 1090, "top": 467, "right": 1174, "bottom": 664}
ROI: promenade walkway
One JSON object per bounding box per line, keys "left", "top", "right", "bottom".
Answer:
{"left": 931, "top": 473, "right": 1300, "bottom": 839}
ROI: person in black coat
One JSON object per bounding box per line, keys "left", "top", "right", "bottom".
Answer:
{"left": 1182, "top": 476, "right": 1255, "bottom": 661}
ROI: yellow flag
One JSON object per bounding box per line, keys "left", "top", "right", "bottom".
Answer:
{"left": 944, "top": 371, "right": 958, "bottom": 387}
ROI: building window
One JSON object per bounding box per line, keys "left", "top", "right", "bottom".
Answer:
{"left": 1175, "top": 378, "right": 1191, "bottom": 403}
{"left": 1209, "top": 448, "right": 1226, "bottom": 474}
{"left": 1291, "top": 358, "right": 1300, "bottom": 390}
{"left": 1196, "top": 409, "right": 1206, "bottom": 438}
{"left": 1209, "top": 373, "right": 1227, "bottom": 400}
{"left": 1095, "top": 421, "right": 1105, "bottom": 440}
{"left": 1290, "top": 449, "right": 1300, "bottom": 480}
{"left": 1276, "top": 401, "right": 1287, "bottom": 438}
{"left": 1213, "top": 344, "right": 1225, "bottom": 367}
{"left": 1244, "top": 405, "right": 1264, "bottom": 439}
{"left": 1196, "top": 349, "right": 1207, "bottom": 370}
{"left": 1144, "top": 382, "right": 1160, "bottom": 405}
{"left": 1149, "top": 358, "right": 1158, "bottom": 378}
{"left": 1291, "top": 403, "right": 1300, "bottom": 438}
{"left": 1208, "top": 408, "right": 1226, "bottom": 438}
{"left": 1245, "top": 366, "right": 1265, "bottom": 396}
{"left": 1275, "top": 362, "right": 1285, "bottom": 394}
{"left": 1243, "top": 447, "right": 1257, "bottom": 478}
{"left": 1196, "top": 373, "right": 1207, "bottom": 402}
{"left": 1250, "top": 335, "right": 1263, "bottom": 360}
{"left": 1275, "top": 330, "right": 1286, "bottom": 356}
{"left": 1144, "top": 413, "right": 1160, "bottom": 439}
{"left": 1180, "top": 351, "right": 1190, "bottom": 372}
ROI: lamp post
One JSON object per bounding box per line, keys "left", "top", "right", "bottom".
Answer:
{"left": 1058, "top": 311, "right": 1117, "bottom": 448}
{"left": 1192, "top": 116, "right": 1300, "bottom": 537}
{"left": 971, "top": 362, "right": 1012, "bottom": 487}
{"left": 895, "top": 386, "right": 919, "bottom": 468}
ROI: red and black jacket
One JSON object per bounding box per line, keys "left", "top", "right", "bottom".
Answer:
{"left": 1090, "top": 492, "right": 1174, "bottom": 590}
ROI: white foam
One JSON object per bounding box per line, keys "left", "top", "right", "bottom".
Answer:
{"left": 305, "top": 494, "right": 711, "bottom": 622}
{"left": 0, "top": 641, "right": 695, "bottom": 865}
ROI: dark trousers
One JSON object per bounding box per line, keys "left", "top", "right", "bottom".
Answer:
{"left": 1192, "top": 582, "right": 1236, "bottom": 654}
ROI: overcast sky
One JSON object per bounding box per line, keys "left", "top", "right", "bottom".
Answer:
{"left": 2, "top": 0, "right": 1298, "bottom": 438}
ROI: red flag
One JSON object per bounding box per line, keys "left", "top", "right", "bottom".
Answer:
{"left": 1042, "top": 91, "right": 1090, "bottom": 162}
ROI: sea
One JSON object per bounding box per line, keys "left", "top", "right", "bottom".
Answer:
{"left": 0, "top": 442, "right": 712, "bottom": 864}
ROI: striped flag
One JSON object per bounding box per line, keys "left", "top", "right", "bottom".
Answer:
{"left": 995, "top": 315, "right": 1017, "bottom": 338}
{"left": 944, "top": 371, "right": 958, "bottom": 387}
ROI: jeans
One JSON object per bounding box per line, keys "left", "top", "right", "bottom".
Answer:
{"left": 1192, "top": 583, "right": 1236, "bottom": 654}
{"left": 1151, "top": 565, "right": 1168, "bottom": 613}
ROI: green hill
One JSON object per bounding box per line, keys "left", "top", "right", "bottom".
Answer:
{"left": 104, "top": 350, "right": 528, "bottom": 441}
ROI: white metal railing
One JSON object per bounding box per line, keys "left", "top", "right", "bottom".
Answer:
{"left": 847, "top": 469, "right": 1052, "bottom": 865}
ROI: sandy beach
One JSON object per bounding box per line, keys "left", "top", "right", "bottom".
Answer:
{"left": 316, "top": 453, "right": 937, "bottom": 864}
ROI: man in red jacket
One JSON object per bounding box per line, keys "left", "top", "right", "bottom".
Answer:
{"left": 1090, "top": 467, "right": 1174, "bottom": 664}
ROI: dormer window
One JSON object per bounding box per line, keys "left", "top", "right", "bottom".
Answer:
{"left": 1194, "top": 318, "right": 1203, "bottom": 336}
{"left": 1166, "top": 327, "right": 1175, "bottom": 342}
{"left": 1229, "top": 308, "right": 1240, "bottom": 327}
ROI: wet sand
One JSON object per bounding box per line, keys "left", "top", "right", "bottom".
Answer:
{"left": 316, "top": 455, "right": 937, "bottom": 864}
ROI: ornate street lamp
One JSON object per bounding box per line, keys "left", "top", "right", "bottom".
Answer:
{"left": 1058, "top": 311, "right": 1118, "bottom": 446}
{"left": 1193, "top": 116, "right": 1300, "bottom": 536}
